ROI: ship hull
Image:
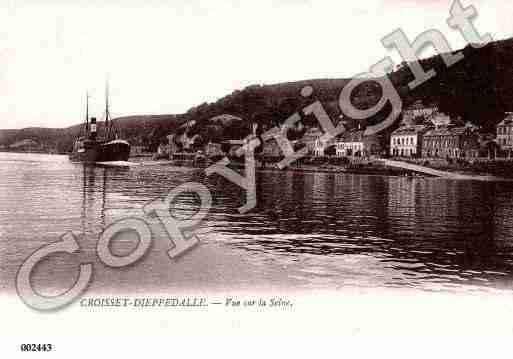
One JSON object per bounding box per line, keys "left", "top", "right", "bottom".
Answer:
{"left": 69, "top": 149, "right": 98, "bottom": 163}
{"left": 69, "top": 140, "right": 130, "bottom": 163}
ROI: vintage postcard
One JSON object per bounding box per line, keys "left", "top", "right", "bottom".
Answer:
{"left": 1, "top": 0, "right": 513, "bottom": 357}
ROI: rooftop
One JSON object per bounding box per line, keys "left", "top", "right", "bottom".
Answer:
{"left": 498, "top": 113, "right": 513, "bottom": 126}
{"left": 392, "top": 125, "right": 429, "bottom": 136}
{"left": 424, "top": 126, "right": 475, "bottom": 137}
{"left": 404, "top": 100, "right": 439, "bottom": 111}
{"left": 338, "top": 129, "right": 364, "bottom": 142}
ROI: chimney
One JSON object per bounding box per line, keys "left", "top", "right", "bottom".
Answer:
{"left": 90, "top": 117, "right": 97, "bottom": 140}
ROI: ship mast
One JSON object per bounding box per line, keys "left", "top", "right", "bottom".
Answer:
{"left": 105, "top": 80, "right": 110, "bottom": 139}
{"left": 85, "top": 92, "right": 90, "bottom": 135}
{"left": 104, "top": 79, "right": 118, "bottom": 140}
{"left": 105, "top": 80, "right": 110, "bottom": 124}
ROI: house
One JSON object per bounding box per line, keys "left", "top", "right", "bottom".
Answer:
{"left": 496, "top": 113, "right": 513, "bottom": 151}
{"left": 299, "top": 127, "right": 331, "bottom": 157}
{"left": 390, "top": 125, "right": 429, "bottom": 157}
{"left": 181, "top": 132, "right": 201, "bottom": 151}
{"left": 167, "top": 134, "right": 181, "bottom": 156}
{"left": 362, "top": 133, "right": 383, "bottom": 156}
{"left": 479, "top": 136, "right": 500, "bottom": 159}
{"left": 157, "top": 142, "right": 169, "bottom": 156}
{"left": 313, "top": 136, "right": 328, "bottom": 157}
{"left": 422, "top": 123, "right": 479, "bottom": 159}
{"left": 335, "top": 130, "right": 364, "bottom": 157}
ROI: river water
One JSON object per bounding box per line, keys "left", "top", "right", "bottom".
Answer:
{"left": 1, "top": 152, "right": 513, "bottom": 295}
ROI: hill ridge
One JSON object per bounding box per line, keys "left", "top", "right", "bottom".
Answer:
{"left": 2, "top": 36, "right": 513, "bottom": 152}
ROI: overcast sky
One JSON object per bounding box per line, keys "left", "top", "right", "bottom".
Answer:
{"left": 0, "top": 0, "right": 511, "bottom": 129}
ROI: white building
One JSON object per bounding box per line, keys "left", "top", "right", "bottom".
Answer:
{"left": 390, "top": 125, "right": 428, "bottom": 157}
{"left": 301, "top": 127, "right": 328, "bottom": 157}
{"left": 497, "top": 113, "right": 513, "bottom": 150}
{"left": 335, "top": 130, "right": 364, "bottom": 157}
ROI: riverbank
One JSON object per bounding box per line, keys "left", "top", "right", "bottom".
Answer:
{"left": 395, "top": 157, "right": 513, "bottom": 178}
{"left": 130, "top": 157, "right": 427, "bottom": 177}
{"left": 129, "top": 156, "right": 513, "bottom": 182}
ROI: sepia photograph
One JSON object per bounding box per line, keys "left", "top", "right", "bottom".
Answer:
{"left": 1, "top": 0, "right": 513, "bottom": 357}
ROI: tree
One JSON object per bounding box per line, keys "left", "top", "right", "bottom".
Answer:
{"left": 277, "top": 98, "right": 300, "bottom": 125}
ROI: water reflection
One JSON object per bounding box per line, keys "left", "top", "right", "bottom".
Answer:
{"left": 217, "top": 173, "right": 513, "bottom": 289}
{"left": 2, "top": 153, "right": 513, "bottom": 293}
{"left": 80, "top": 166, "right": 130, "bottom": 228}
{"left": 45, "top": 163, "right": 513, "bottom": 290}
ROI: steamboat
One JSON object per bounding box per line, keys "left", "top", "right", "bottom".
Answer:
{"left": 69, "top": 84, "right": 130, "bottom": 163}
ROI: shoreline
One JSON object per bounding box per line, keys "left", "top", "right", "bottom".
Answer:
{"left": 131, "top": 156, "right": 415, "bottom": 176}
{"left": 3, "top": 152, "right": 511, "bottom": 182}
{"left": 133, "top": 157, "right": 513, "bottom": 181}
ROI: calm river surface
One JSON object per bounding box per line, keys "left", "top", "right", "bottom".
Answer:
{"left": 1, "top": 152, "right": 513, "bottom": 295}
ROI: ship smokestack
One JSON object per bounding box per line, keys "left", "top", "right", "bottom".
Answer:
{"left": 90, "top": 117, "right": 97, "bottom": 140}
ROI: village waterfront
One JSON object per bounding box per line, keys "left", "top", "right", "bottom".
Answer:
{"left": 133, "top": 102, "right": 513, "bottom": 180}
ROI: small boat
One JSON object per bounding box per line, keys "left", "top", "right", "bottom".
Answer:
{"left": 69, "top": 83, "right": 130, "bottom": 163}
